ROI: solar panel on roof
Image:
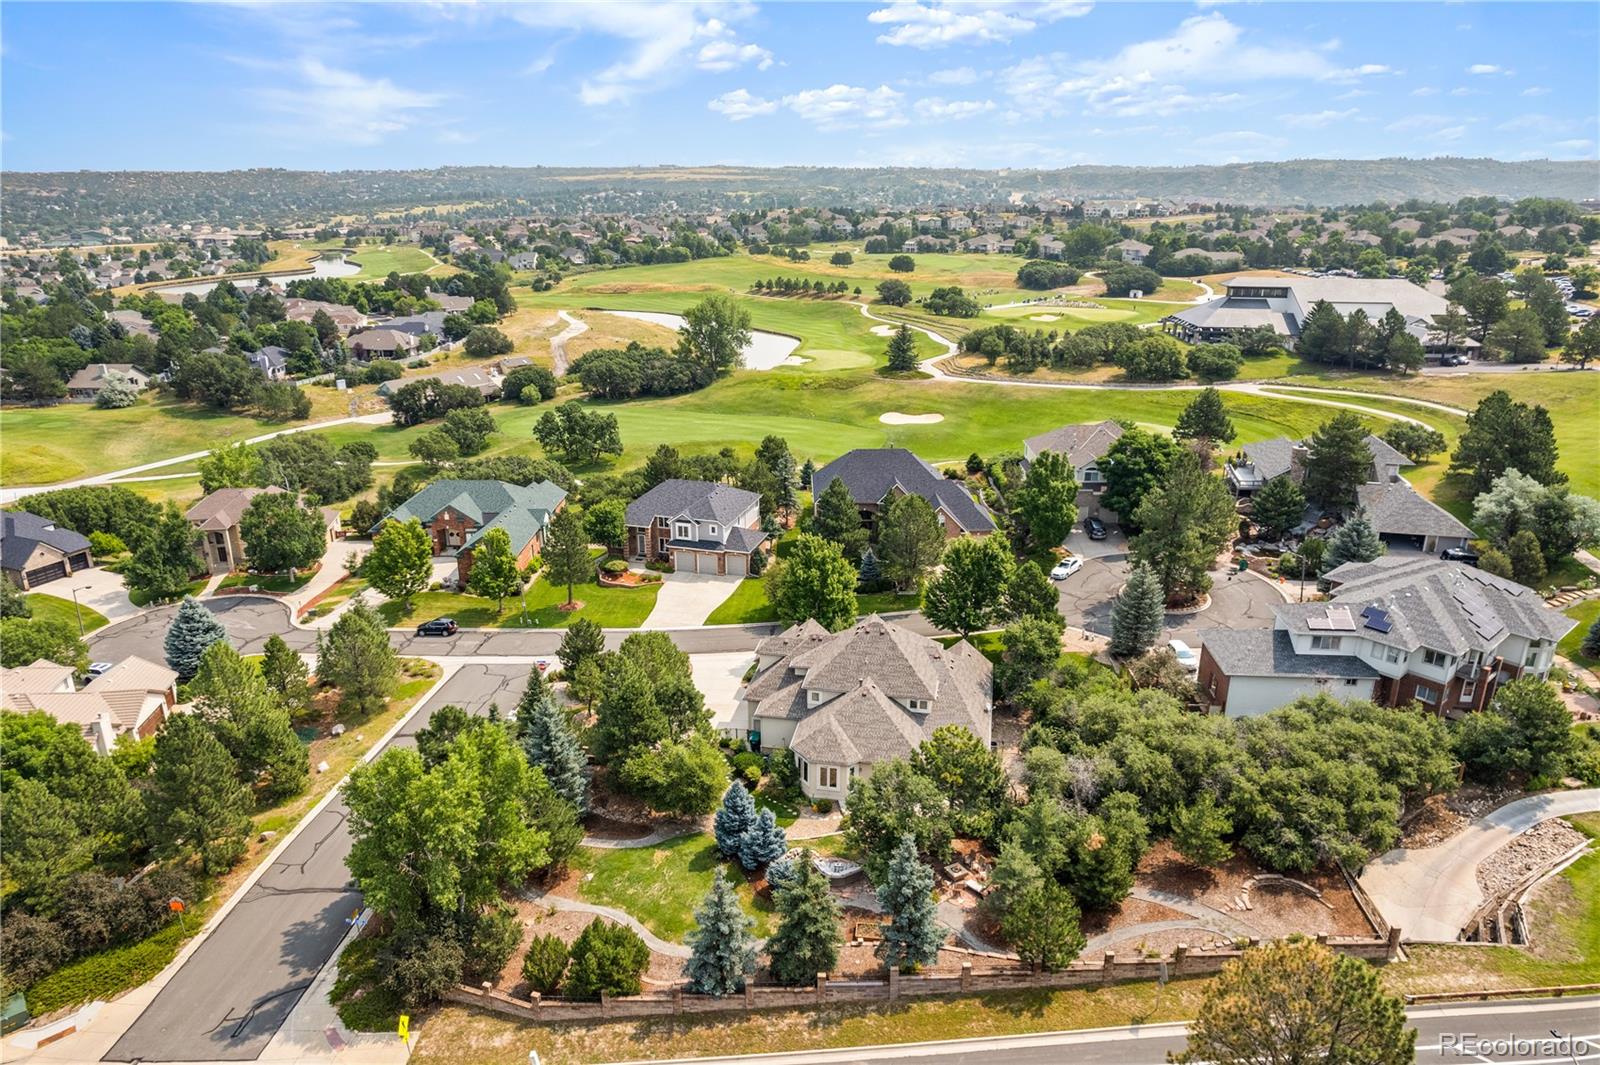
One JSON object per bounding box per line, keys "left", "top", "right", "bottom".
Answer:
{"left": 1362, "top": 605, "right": 1392, "bottom": 633}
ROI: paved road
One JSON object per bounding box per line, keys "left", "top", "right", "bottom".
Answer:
{"left": 1360, "top": 788, "right": 1600, "bottom": 942}
{"left": 610, "top": 996, "right": 1600, "bottom": 1064}
{"left": 104, "top": 663, "right": 536, "bottom": 1062}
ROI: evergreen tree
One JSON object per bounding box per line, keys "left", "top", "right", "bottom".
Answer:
{"left": 874, "top": 833, "right": 943, "bottom": 972}
{"left": 465, "top": 526, "right": 524, "bottom": 613}
{"left": 518, "top": 674, "right": 589, "bottom": 814}
{"left": 812, "top": 476, "right": 868, "bottom": 560}
{"left": 164, "top": 596, "right": 227, "bottom": 679}
{"left": 1172, "top": 387, "right": 1237, "bottom": 448}
{"left": 315, "top": 601, "right": 399, "bottom": 715}
{"left": 1581, "top": 615, "right": 1600, "bottom": 660}
{"left": 148, "top": 714, "right": 252, "bottom": 875}
{"left": 876, "top": 493, "right": 946, "bottom": 592}
{"left": 1, "top": 575, "right": 32, "bottom": 619}
{"left": 542, "top": 506, "right": 592, "bottom": 606}
{"left": 738, "top": 807, "right": 787, "bottom": 870}
{"left": 1129, "top": 451, "right": 1238, "bottom": 603}
{"left": 1507, "top": 529, "right": 1547, "bottom": 587}
{"left": 1171, "top": 794, "right": 1234, "bottom": 868}
{"left": 885, "top": 324, "right": 919, "bottom": 372}
{"left": 191, "top": 641, "right": 307, "bottom": 803}
{"left": 767, "top": 851, "right": 842, "bottom": 986}
{"left": 1321, "top": 510, "right": 1385, "bottom": 573}
{"left": 261, "top": 633, "right": 313, "bottom": 717}
{"left": 1250, "top": 474, "right": 1306, "bottom": 540}
{"left": 1109, "top": 563, "right": 1165, "bottom": 657}
{"left": 1450, "top": 389, "right": 1564, "bottom": 493}
{"left": 556, "top": 618, "right": 605, "bottom": 675}
{"left": 714, "top": 780, "right": 758, "bottom": 858}
{"left": 857, "top": 546, "right": 882, "bottom": 585}
{"left": 564, "top": 918, "right": 650, "bottom": 1000}
{"left": 1302, "top": 412, "right": 1373, "bottom": 509}
{"left": 799, "top": 458, "right": 815, "bottom": 490}
{"left": 591, "top": 656, "right": 666, "bottom": 762}
{"left": 1002, "top": 879, "right": 1085, "bottom": 972}
{"left": 684, "top": 868, "right": 757, "bottom": 997}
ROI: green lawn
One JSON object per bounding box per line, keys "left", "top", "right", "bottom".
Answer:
{"left": 376, "top": 573, "right": 658, "bottom": 629}
{"left": 705, "top": 576, "right": 919, "bottom": 626}
{"left": 217, "top": 570, "right": 315, "bottom": 594}
{"left": 935, "top": 630, "right": 1007, "bottom": 662}
{"left": 128, "top": 578, "right": 208, "bottom": 608}
{"left": 1559, "top": 598, "right": 1600, "bottom": 669}
{"left": 23, "top": 592, "right": 109, "bottom": 634}
{"left": 304, "top": 240, "right": 450, "bottom": 280}
{"left": 570, "top": 833, "right": 776, "bottom": 943}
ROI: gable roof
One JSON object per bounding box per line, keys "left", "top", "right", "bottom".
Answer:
{"left": 65, "top": 363, "right": 146, "bottom": 390}
{"left": 185, "top": 487, "right": 284, "bottom": 531}
{"left": 1355, "top": 481, "right": 1474, "bottom": 540}
{"left": 625, "top": 479, "right": 760, "bottom": 528}
{"left": 812, "top": 449, "right": 995, "bottom": 533}
{"left": 1201, "top": 627, "right": 1380, "bottom": 680}
{"left": 377, "top": 479, "right": 566, "bottom": 552}
{"left": 1024, "top": 420, "right": 1125, "bottom": 468}
{"left": 1, "top": 510, "right": 93, "bottom": 569}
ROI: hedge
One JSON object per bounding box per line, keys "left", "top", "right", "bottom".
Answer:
{"left": 25, "top": 915, "right": 189, "bottom": 1015}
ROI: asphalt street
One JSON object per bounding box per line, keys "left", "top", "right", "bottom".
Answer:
{"left": 103, "top": 663, "right": 536, "bottom": 1063}
{"left": 614, "top": 997, "right": 1600, "bottom": 1064}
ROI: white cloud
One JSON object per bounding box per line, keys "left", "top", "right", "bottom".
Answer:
{"left": 707, "top": 88, "right": 777, "bottom": 120}
{"left": 1383, "top": 113, "right": 1458, "bottom": 133}
{"left": 1467, "top": 63, "right": 1511, "bottom": 75}
{"left": 1495, "top": 113, "right": 1585, "bottom": 135}
{"left": 1411, "top": 86, "right": 1439, "bottom": 97}
{"left": 696, "top": 39, "right": 773, "bottom": 72}
{"left": 997, "top": 14, "right": 1389, "bottom": 117}
{"left": 260, "top": 57, "right": 443, "bottom": 145}
{"left": 867, "top": 1, "right": 1090, "bottom": 49}
{"left": 914, "top": 97, "right": 997, "bottom": 120}
{"left": 928, "top": 66, "right": 981, "bottom": 85}
{"left": 1279, "top": 108, "right": 1358, "bottom": 128}
{"left": 1335, "top": 88, "right": 1375, "bottom": 100}
{"left": 782, "top": 84, "right": 907, "bottom": 129}
{"left": 1551, "top": 139, "right": 1596, "bottom": 155}
{"left": 1430, "top": 125, "right": 1468, "bottom": 143}
{"left": 1522, "top": 85, "right": 1551, "bottom": 97}
{"left": 1190, "top": 129, "right": 1289, "bottom": 150}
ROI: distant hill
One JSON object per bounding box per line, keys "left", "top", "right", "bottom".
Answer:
{"left": 4, "top": 158, "right": 1596, "bottom": 240}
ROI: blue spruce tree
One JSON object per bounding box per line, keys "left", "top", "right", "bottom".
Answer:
{"left": 684, "top": 868, "right": 757, "bottom": 996}
{"left": 738, "top": 807, "right": 788, "bottom": 870}
{"left": 714, "top": 781, "right": 757, "bottom": 859}
{"left": 875, "top": 833, "right": 944, "bottom": 972}
{"left": 518, "top": 673, "right": 589, "bottom": 814}
{"left": 164, "top": 596, "right": 228, "bottom": 679}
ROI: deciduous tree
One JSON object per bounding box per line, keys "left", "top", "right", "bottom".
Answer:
{"left": 465, "top": 526, "right": 524, "bottom": 612}
{"left": 923, "top": 534, "right": 1014, "bottom": 637}
{"left": 1013, "top": 450, "right": 1078, "bottom": 549}
{"left": 240, "top": 492, "right": 327, "bottom": 577}
{"left": 1129, "top": 451, "right": 1237, "bottom": 603}
{"left": 763, "top": 532, "right": 858, "bottom": 631}
{"left": 364, "top": 517, "right": 432, "bottom": 610}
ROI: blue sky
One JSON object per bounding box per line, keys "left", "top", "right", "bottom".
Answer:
{"left": 2, "top": 1, "right": 1596, "bottom": 171}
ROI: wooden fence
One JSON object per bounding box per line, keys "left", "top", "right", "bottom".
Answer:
{"left": 445, "top": 930, "right": 1401, "bottom": 1024}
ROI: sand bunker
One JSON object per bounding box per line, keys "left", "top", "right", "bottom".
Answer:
{"left": 869, "top": 324, "right": 898, "bottom": 337}
{"left": 879, "top": 411, "right": 945, "bottom": 425}
{"left": 1028, "top": 314, "right": 1061, "bottom": 322}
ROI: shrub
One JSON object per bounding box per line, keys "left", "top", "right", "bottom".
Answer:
{"left": 601, "top": 559, "right": 629, "bottom": 575}
{"left": 89, "top": 531, "right": 129, "bottom": 558}
{"left": 380, "top": 927, "right": 465, "bottom": 1007}
{"left": 464, "top": 907, "right": 523, "bottom": 985}
{"left": 564, "top": 918, "right": 650, "bottom": 1000}
{"left": 24, "top": 915, "right": 189, "bottom": 1015}
{"left": 1, "top": 912, "right": 69, "bottom": 996}
{"left": 522, "top": 933, "right": 570, "bottom": 995}
{"left": 812, "top": 798, "right": 833, "bottom": 814}
{"left": 730, "top": 751, "right": 765, "bottom": 782}
{"left": 362, "top": 359, "right": 404, "bottom": 384}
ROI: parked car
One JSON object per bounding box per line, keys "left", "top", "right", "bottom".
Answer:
{"left": 1440, "top": 547, "right": 1480, "bottom": 566}
{"left": 1440, "top": 353, "right": 1470, "bottom": 366}
{"left": 415, "top": 617, "right": 458, "bottom": 636}
{"left": 1167, "top": 639, "right": 1200, "bottom": 673}
{"left": 85, "top": 661, "right": 114, "bottom": 679}
{"left": 1084, "top": 516, "right": 1108, "bottom": 540}
{"left": 1050, "top": 557, "right": 1084, "bottom": 580}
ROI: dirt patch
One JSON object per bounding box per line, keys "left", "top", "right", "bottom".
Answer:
{"left": 1082, "top": 897, "right": 1190, "bottom": 937}
{"left": 879, "top": 411, "right": 944, "bottom": 425}
{"left": 1400, "top": 793, "right": 1468, "bottom": 848}
{"left": 582, "top": 814, "right": 658, "bottom": 842}
{"left": 1137, "top": 841, "right": 1377, "bottom": 939}
{"left": 494, "top": 900, "right": 683, "bottom": 998}
{"left": 1476, "top": 818, "right": 1587, "bottom": 899}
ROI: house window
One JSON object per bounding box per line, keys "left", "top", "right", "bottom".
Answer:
{"left": 1344, "top": 678, "right": 1360, "bottom": 686}
{"left": 707, "top": 524, "right": 719, "bottom": 537}
{"left": 1460, "top": 678, "right": 1477, "bottom": 702}
{"left": 1524, "top": 648, "right": 1541, "bottom": 668}
{"left": 1384, "top": 646, "right": 1401, "bottom": 664}
{"left": 799, "top": 757, "right": 808, "bottom": 782}
{"left": 820, "top": 766, "right": 839, "bottom": 789}
{"left": 675, "top": 522, "right": 693, "bottom": 540}
{"left": 1414, "top": 683, "right": 1440, "bottom": 704}
{"left": 1310, "top": 636, "right": 1342, "bottom": 650}
{"left": 808, "top": 689, "right": 821, "bottom": 706}
{"left": 907, "top": 698, "right": 929, "bottom": 711}
{"left": 1422, "top": 649, "right": 1450, "bottom": 668}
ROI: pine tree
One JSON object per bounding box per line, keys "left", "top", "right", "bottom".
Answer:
{"left": 164, "top": 596, "right": 227, "bottom": 679}
{"left": 714, "top": 781, "right": 757, "bottom": 858}
{"left": 315, "top": 601, "right": 399, "bottom": 715}
{"left": 542, "top": 506, "right": 592, "bottom": 606}
{"left": 261, "top": 633, "right": 312, "bottom": 716}
{"left": 1507, "top": 529, "right": 1547, "bottom": 587}
{"left": 684, "top": 868, "right": 757, "bottom": 997}
{"left": 1250, "top": 474, "right": 1307, "bottom": 541}
{"left": 1581, "top": 615, "right": 1600, "bottom": 660}
{"left": 1321, "top": 509, "right": 1385, "bottom": 573}
{"left": 886, "top": 324, "right": 918, "bottom": 372}
{"left": 518, "top": 673, "right": 589, "bottom": 813}
{"left": 1302, "top": 411, "right": 1373, "bottom": 510}
{"left": 738, "top": 806, "right": 787, "bottom": 870}
{"left": 148, "top": 714, "right": 252, "bottom": 875}
{"left": 556, "top": 617, "right": 605, "bottom": 675}
{"left": 1172, "top": 387, "right": 1236, "bottom": 447}
{"left": 812, "top": 477, "right": 868, "bottom": 560}
{"left": 857, "top": 546, "right": 882, "bottom": 585}
{"left": 1109, "top": 563, "right": 1165, "bottom": 657}
{"left": 799, "top": 458, "right": 815, "bottom": 490}
{"left": 874, "top": 833, "right": 943, "bottom": 972}
{"left": 768, "top": 851, "right": 842, "bottom": 985}
{"left": 1002, "top": 879, "right": 1085, "bottom": 972}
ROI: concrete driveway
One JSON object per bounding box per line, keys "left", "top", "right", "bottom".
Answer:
{"left": 1359, "top": 788, "right": 1600, "bottom": 942}
{"left": 47, "top": 565, "right": 138, "bottom": 624}
{"left": 641, "top": 571, "right": 745, "bottom": 629}
{"left": 691, "top": 651, "right": 757, "bottom": 735}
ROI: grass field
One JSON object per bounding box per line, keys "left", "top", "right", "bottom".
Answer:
{"left": 23, "top": 592, "right": 109, "bottom": 634}
{"left": 705, "top": 577, "right": 920, "bottom": 626}
{"left": 375, "top": 572, "right": 659, "bottom": 629}
{"left": 570, "top": 833, "right": 777, "bottom": 943}
{"left": 304, "top": 240, "right": 450, "bottom": 280}
{"left": 1559, "top": 599, "right": 1600, "bottom": 668}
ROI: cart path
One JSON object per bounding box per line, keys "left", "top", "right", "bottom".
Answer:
{"left": 549, "top": 309, "right": 589, "bottom": 377}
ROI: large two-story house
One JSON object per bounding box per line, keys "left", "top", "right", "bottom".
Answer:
{"left": 732, "top": 615, "right": 993, "bottom": 803}
{"left": 624, "top": 479, "right": 768, "bottom": 576}
{"left": 376, "top": 479, "right": 566, "bottom": 585}
{"left": 1022, "top": 420, "right": 1125, "bottom": 493}
{"left": 1161, "top": 275, "right": 1449, "bottom": 350}
{"left": 1197, "top": 557, "right": 1576, "bottom": 718}
{"left": 811, "top": 448, "right": 995, "bottom": 540}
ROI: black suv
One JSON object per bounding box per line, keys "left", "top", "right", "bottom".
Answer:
{"left": 416, "top": 617, "right": 458, "bottom": 636}
{"left": 1440, "top": 547, "right": 1479, "bottom": 566}
{"left": 1084, "top": 516, "right": 1108, "bottom": 540}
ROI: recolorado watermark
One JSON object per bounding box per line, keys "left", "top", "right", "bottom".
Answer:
{"left": 1437, "top": 1032, "right": 1595, "bottom": 1057}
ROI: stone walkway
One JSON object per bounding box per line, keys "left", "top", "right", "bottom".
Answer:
{"left": 523, "top": 890, "right": 692, "bottom": 958}
{"left": 1127, "top": 887, "right": 1262, "bottom": 941}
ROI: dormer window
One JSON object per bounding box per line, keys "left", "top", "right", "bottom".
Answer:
{"left": 807, "top": 689, "right": 822, "bottom": 706}
{"left": 906, "top": 698, "right": 929, "bottom": 712}
{"left": 675, "top": 521, "right": 694, "bottom": 539}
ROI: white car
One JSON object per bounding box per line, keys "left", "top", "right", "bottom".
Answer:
{"left": 1050, "top": 557, "right": 1084, "bottom": 580}
{"left": 1167, "top": 639, "right": 1200, "bottom": 673}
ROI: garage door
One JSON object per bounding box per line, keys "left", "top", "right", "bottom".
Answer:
{"left": 725, "top": 553, "right": 746, "bottom": 577}
{"left": 24, "top": 561, "right": 66, "bottom": 587}
{"left": 692, "top": 552, "right": 710, "bottom": 574}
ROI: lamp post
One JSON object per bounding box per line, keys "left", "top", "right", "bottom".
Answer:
{"left": 69, "top": 584, "right": 92, "bottom": 636}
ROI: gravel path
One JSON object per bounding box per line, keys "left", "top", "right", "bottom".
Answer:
{"left": 522, "top": 890, "right": 693, "bottom": 958}
{"left": 548, "top": 309, "right": 588, "bottom": 377}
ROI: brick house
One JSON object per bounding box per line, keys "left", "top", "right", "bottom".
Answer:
{"left": 624, "top": 479, "right": 768, "bottom": 576}
{"left": 1, "top": 510, "right": 95, "bottom": 589}
{"left": 375, "top": 479, "right": 566, "bottom": 585}
{"left": 811, "top": 448, "right": 995, "bottom": 540}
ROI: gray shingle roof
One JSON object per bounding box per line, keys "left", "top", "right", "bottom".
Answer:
{"left": 625, "top": 479, "right": 760, "bottom": 528}
{"left": 185, "top": 487, "right": 285, "bottom": 531}
{"left": 1200, "top": 628, "right": 1380, "bottom": 679}
{"left": 812, "top": 449, "right": 995, "bottom": 534}
{"left": 1, "top": 511, "right": 92, "bottom": 570}
{"left": 1024, "top": 421, "right": 1125, "bottom": 468}
{"left": 1355, "top": 481, "right": 1474, "bottom": 540}
{"left": 377, "top": 479, "right": 566, "bottom": 553}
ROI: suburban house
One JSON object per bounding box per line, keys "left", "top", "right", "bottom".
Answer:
{"left": 1198, "top": 557, "right": 1575, "bottom": 718}
{"left": 1225, "top": 434, "right": 1410, "bottom": 497}
{"left": 186, "top": 487, "right": 284, "bottom": 573}
{"left": 508, "top": 252, "right": 539, "bottom": 270}
{"left": 1355, "top": 480, "right": 1474, "bottom": 555}
{"left": 624, "top": 479, "right": 768, "bottom": 576}
{"left": 812, "top": 448, "right": 996, "bottom": 539}
{"left": 65, "top": 363, "right": 150, "bottom": 402}
{"left": 1022, "top": 420, "right": 1125, "bottom": 492}
{"left": 375, "top": 367, "right": 501, "bottom": 400}
{"left": 375, "top": 478, "right": 567, "bottom": 585}
{"left": 733, "top": 615, "right": 993, "bottom": 803}
{"left": 1161, "top": 275, "right": 1448, "bottom": 349}
{"left": 247, "top": 345, "right": 290, "bottom": 380}
{"left": 2, "top": 656, "right": 178, "bottom": 755}
{"left": 1109, "top": 238, "right": 1152, "bottom": 264}
{"left": 283, "top": 297, "right": 368, "bottom": 333}
{"left": 1, "top": 510, "right": 94, "bottom": 589}
{"left": 347, "top": 327, "right": 419, "bottom": 361}
{"left": 107, "top": 309, "right": 158, "bottom": 339}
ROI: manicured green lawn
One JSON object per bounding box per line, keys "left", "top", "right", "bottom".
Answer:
{"left": 128, "top": 578, "right": 208, "bottom": 608}
{"left": 753, "top": 791, "right": 799, "bottom": 827}
{"left": 1559, "top": 598, "right": 1600, "bottom": 669}
{"left": 935, "top": 630, "right": 1006, "bottom": 661}
{"left": 570, "top": 833, "right": 776, "bottom": 943}
{"left": 376, "top": 573, "right": 658, "bottom": 629}
{"left": 23, "top": 592, "right": 109, "bottom": 634}
{"left": 217, "top": 570, "right": 315, "bottom": 594}
{"left": 705, "top": 577, "right": 919, "bottom": 626}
